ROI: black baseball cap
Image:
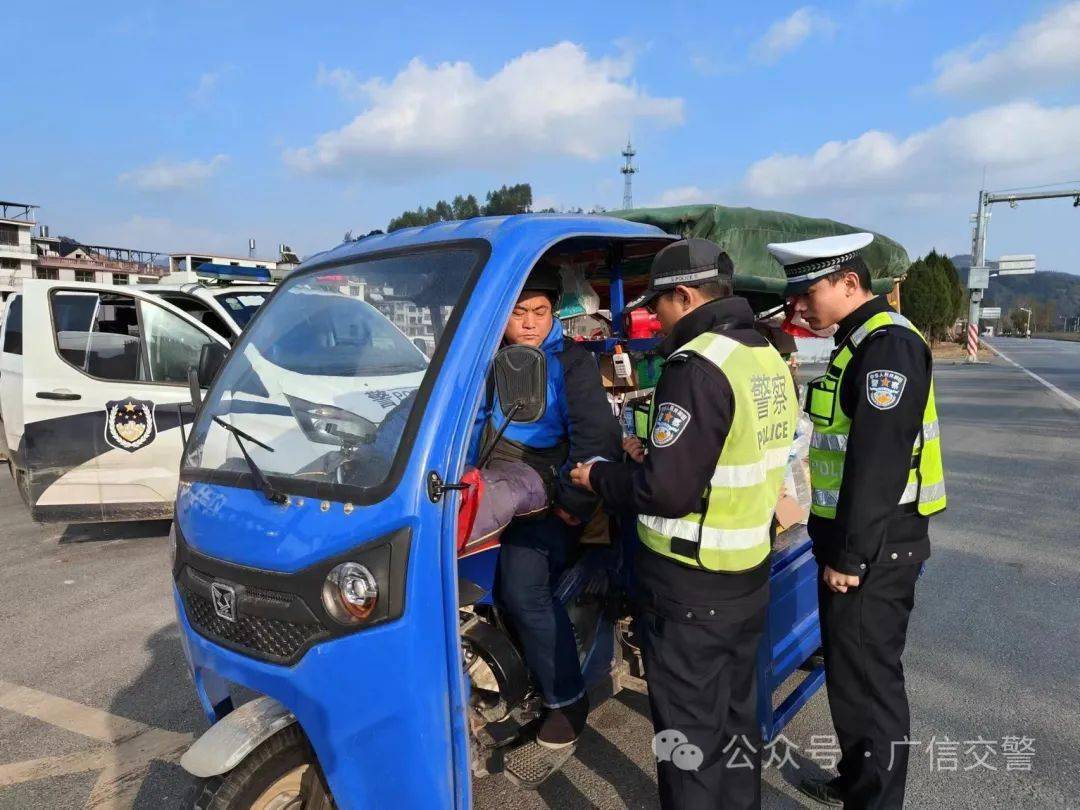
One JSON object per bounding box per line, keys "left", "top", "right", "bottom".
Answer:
{"left": 625, "top": 238, "right": 735, "bottom": 311}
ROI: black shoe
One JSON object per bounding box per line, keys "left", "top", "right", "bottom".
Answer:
{"left": 536, "top": 695, "right": 589, "bottom": 750}
{"left": 797, "top": 777, "right": 844, "bottom": 806}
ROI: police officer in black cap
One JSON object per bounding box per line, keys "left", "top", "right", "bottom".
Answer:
{"left": 572, "top": 239, "right": 797, "bottom": 809}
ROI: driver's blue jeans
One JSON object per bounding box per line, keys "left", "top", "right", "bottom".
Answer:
{"left": 496, "top": 514, "right": 586, "bottom": 709}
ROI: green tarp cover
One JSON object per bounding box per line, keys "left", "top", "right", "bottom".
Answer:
{"left": 611, "top": 204, "right": 909, "bottom": 300}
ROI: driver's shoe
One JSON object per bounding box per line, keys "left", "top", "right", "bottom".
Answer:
{"left": 536, "top": 694, "right": 589, "bottom": 750}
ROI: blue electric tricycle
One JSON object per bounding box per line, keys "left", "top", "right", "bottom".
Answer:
{"left": 172, "top": 215, "right": 825, "bottom": 809}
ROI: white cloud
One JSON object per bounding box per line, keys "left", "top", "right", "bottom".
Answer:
{"left": 190, "top": 71, "right": 220, "bottom": 104}
{"left": 287, "top": 42, "right": 683, "bottom": 179}
{"left": 118, "top": 155, "right": 229, "bottom": 191}
{"left": 316, "top": 64, "right": 366, "bottom": 102}
{"left": 743, "top": 101, "right": 1080, "bottom": 198}
{"left": 752, "top": 7, "right": 835, "bottom": 64}
{"left": 932, "top": 2, "right": 1080, "bottom": 98}
{"left": 652, "top": 185, "right": 716, "bottom": 206}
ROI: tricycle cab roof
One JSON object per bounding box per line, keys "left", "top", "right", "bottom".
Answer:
{"left": 299, "top": 214, "right": 677, "bottom": 272}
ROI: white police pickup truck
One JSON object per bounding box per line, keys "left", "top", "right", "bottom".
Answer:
{"left": 137, "top": 280, "right": 273, "bottom": 342}
{"left": 0, "top": 280, "right": 236, "bottom": 522}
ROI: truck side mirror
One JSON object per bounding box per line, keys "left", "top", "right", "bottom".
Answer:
{"left": 493, "top": 344, "right": 546, "bottom": 424}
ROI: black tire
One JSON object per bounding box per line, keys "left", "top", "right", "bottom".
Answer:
{"left": 14, "top": 467, "right": 29, "bottom": 507}
{"left": 193, "top": 724, "right": 334, "bottom": 810}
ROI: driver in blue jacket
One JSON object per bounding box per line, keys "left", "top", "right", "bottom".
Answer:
{"left": 470, "top": 265, "right": 622, "bottom": 749}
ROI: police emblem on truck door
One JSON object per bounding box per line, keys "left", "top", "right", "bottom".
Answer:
{"left": 104, "top": 398, "right": 157, "bottom": 452}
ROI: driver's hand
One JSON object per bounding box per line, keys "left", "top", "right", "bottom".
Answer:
{"left": 622, "top": 436, "right": 646, "bottom": 463}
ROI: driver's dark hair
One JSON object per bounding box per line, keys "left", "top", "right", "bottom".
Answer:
{"left": 828, "top": 256, "right": 872, "bottom": 291}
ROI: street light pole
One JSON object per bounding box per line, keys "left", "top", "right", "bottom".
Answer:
{"left": 1019, "top": 307, "right": 1032, "bottom": 338}
{"left": 966, "top": 184, "right": 1080, "bottom": 360}
{"left": 967, "top": 190, "right": 989, "bottom": 361}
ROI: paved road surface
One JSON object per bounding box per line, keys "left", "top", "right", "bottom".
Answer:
{"left": 985, "top": 336, "right": 1080, "bottom": 402}
{"left": 0, "top": 354, "right": 1077, "bottom": 808}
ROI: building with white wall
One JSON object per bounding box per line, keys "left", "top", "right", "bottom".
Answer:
{"left": 34, "top": 233, "right": 164, "bottom": 285}
{"left": 0, "top": 201, "right": 38, "bottom": 298}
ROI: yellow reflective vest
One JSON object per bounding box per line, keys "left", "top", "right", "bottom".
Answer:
{"left": 805, "top": 310, "right": 946, "bottom": 520}
{"left": 637, "top": 332, "right": 798, "bottom": 572}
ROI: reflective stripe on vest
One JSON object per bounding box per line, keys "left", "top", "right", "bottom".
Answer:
{"left": 637, "top": 331, "right": 798, "bottom": 573}
{"left": 806, "top": 309, "right": 947, "bottom": 520}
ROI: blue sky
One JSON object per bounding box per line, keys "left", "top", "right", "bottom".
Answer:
{"left": 3, "top": 1, "right": 1079, "bottom": 271}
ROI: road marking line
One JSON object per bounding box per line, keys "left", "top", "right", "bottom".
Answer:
{"left": 0, "top": 681, "right": 145, "bottom": 744}
{"left": 0, "top": 749, "right": 113, "bottom": 787}
{"left": 0, "top": 680, "right": 194, "bottom": 809}
{"left": 984, "top": 343, "right": 1080, "bottom": 412}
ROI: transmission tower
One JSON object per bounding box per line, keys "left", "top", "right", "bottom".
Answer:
{"left": 621, "top": 138, "right": 637, "bottom": 209}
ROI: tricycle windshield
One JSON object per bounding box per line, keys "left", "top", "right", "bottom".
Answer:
{"left": 184, "top": 244, "right": 484, "bottom": 497}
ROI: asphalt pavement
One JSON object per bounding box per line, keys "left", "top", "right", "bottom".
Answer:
{"left": 0, "top": 351, "right": 1077, "bottom": 809}
{"left": 985, "top": 336, "right": 1080, "bottom": 404}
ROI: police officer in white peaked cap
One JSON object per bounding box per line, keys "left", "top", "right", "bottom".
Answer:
{"left": 771, "top": 233, "right": 946, "bottom": 809}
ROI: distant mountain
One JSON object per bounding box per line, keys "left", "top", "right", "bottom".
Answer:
{"left": 949, "top": 255, "right": 1080, "bottom": 325}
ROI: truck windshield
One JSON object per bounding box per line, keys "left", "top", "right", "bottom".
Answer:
{"left": 184, "top": 244, "right": 484, "bottom": 497}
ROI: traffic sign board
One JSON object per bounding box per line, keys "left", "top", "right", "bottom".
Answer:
{"left": 980, "top": 307, "right": 1001, "bottom": 320}
{"left": 968, "top": 267, "right": 990, "bottom": 289}
{"left": 997, "top": 254, "right": 1036, "bottom": 276}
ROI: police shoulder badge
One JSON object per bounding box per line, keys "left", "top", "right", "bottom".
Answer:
{"left": 651, "top": 402, "right": 691, "bottom": 448}
{"left": 105, "top": 398, "right": 157, "bottom": 452}
{"left": 866, "top": 370, "right": 907, "bottom": 411}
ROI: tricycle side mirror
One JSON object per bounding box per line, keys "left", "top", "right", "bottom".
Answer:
{"left": 493, "top": 344, "right": 547, "bottom": 424}
{"left": 187, "top": 342, "right": 229, "bottom": 410}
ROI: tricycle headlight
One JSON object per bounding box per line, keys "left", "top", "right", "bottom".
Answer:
{"left": 322, "top": 562, "right": 379, "bottom": 623}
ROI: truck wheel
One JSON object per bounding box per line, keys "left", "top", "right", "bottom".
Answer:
{"left": 193, "top": 724, "right": 334, "bottom": 810}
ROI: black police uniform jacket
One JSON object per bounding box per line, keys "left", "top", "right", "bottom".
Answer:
{"left": 809, "top": 296, "right": 933, "bottom": 576}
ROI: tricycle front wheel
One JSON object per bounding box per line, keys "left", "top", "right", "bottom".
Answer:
{"left": 194, "top": 724, "right": 334, "bottom": 810}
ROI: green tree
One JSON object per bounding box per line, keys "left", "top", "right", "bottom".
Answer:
{"left": 933, "top": 251, "right": 964, "bottom": 327}
{"left": 1008, "top": 308, "right": 1029, "bottom": 335}
{"left": 386, "top": 184, "right": 533, "bottom": 231}
{"left": 482, "top": 183, "right": 533, "bottom": 216}
{"left": 451, "top": 194, "right": 481, "bottom": 220}
{"left": 1033, "top": 299, "right": 1058, "bottom": 332}
{"left": 901, "top": 253, "right": 953, "bottom": 343}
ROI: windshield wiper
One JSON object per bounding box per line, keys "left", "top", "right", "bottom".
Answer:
{"left": 212, "top": 416, "right": 288, "bottom": 504}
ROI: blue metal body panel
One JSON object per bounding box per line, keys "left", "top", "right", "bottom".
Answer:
{"left": 758, "top": 527, "right": 826, "bottom": 742}
{"left": 174, "top": 215, "right": 823, "bottom": 808}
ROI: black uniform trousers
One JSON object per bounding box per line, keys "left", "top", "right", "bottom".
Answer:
{"left": 639, "top": 585, "right": 767, "bottom": 810}
{"left": 818, "top": 561, "right": 920, "bottom": 810}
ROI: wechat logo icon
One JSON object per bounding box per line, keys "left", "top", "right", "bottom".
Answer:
{"left": 652, "top": 730, "right": 704, "bottom": 771}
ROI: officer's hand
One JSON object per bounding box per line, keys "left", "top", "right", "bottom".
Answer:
{"left": 823, "top": 565, "right": 861, "bottom": 593}
{"left": 570, "top": 462, "right": 595, "bottom": 492}
{"left": 622, "top": 436, "right": 646, "bottom": 463}
{"left": 552, "top": 505, "right": 582, "bottom": 526}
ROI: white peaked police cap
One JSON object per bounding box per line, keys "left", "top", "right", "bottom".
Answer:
{"left": 767, "top": 232, "right": 874, "bottom": 294}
